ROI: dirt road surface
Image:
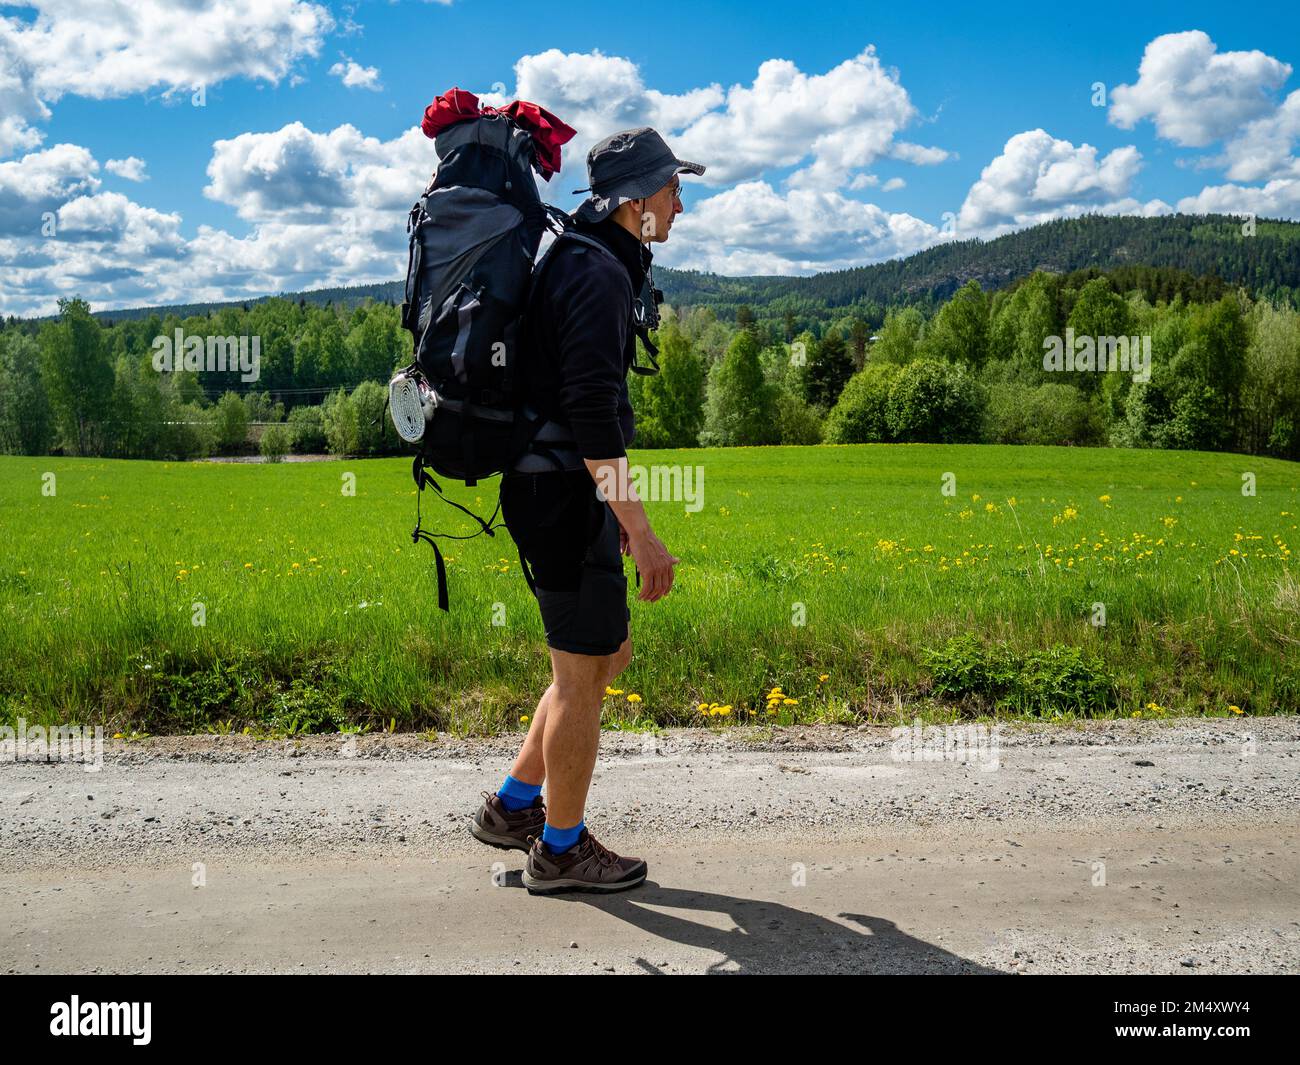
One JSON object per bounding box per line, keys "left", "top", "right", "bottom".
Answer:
{"left": 3, "top": 717, "right": 1297, "bottom": 974}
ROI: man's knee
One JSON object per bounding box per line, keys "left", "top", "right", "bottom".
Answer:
{"left": 606, "top": 636, "right": 632, "bottom": 684}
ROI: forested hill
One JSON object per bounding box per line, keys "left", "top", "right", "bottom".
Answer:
{"left": 27, "top": 212, "right": 1300, "bottom": 325}
{"left": 660, "top": 214, "right": 1300, "bottom": 317}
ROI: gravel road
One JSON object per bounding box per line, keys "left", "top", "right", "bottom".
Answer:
{"left": 2, "top": 717, "right": 1297, "bottom": 974}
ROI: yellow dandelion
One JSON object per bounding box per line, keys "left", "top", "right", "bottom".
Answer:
{"left": 626, "top": 693, "right": 642, "bottom": 703}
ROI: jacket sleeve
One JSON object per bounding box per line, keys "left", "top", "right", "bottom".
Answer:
{"left": 550, "top": 251, "right": 631, "bottom": 460}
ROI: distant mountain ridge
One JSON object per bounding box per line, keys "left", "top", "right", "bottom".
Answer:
{"left": 32, "top": 212, "right": 1300, "bottom": 324}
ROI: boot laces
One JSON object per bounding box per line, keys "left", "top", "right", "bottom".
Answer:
{"left": 586, "top": 832, "right": 619, "bottom": 867}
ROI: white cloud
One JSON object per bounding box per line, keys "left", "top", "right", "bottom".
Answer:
{"left": 1214, "top": 90, "right": 1300, "bottom": 183}
{"left": 0, "top": 20, "right": 50, "bottom": 158}
{"left": 957, "top": 129, "right": 1168, "bottom": 237}
{"left": 889, "top": 142, "right": 950, "bottom": 166}
{"left": 494, "top": 48, "right": 724, "bottom": 170}
{"left": 329, "top": 58, "right": 382, "bottom": 91}
{"left": 205, "top": 123, "right": 382, "bottom": 220}
{"left": 1108, "top": 30, "right": 1291, "bottom": 147}
{"left": 0, "top": 0, "right": 333, "bottom": 161}
{"left": 500, "top": 45, "right": 945, "bottom": 201}
{"left": 882, "top": 177, "right": 906, "bottom": 191}
{"left": 662, "top": 180, "right": 942, "bottom": 275}
{"left": 13, "top": 0, "right": 334, "bottom": 101}
{"left": 0, "top": 120, "right": 438, "bottom": 314}
{"left": 675, "top": 48, "right": 946, "bottom": 190}
{"left": 1176, "top": 177, "right": 1300, "bottom": 218}
{"left": 105, "top": 156, "right": 148, "bottom": 182}
{"left": 57, "top": 191, "right": 183, "bottom": 254}
{"left": 0, "top": 142, "right": 100, "bottom": 236}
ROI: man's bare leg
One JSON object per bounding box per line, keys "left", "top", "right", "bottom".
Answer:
{"left": 541, "top": 635, "right": 632, "bottom": 829}
{"left": 507, "top": 635, "right": 631, "bottom": 791}
{"left": 507, "top": 683, "right": 554, "bottom": 786}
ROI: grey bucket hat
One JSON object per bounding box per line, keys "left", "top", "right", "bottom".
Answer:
{"left": 572, "top": 127, "right": 705, "bottom": 223}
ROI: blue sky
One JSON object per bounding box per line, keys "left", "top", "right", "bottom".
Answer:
{"left": 2, "top": 0, "right": 1299, "bottom": 315}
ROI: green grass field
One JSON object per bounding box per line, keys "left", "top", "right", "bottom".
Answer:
{"left": 1, "top": 444, "right": 1296, "bottom": 735}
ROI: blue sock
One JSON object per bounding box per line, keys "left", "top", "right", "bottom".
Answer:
{"left": 542, "top": 820, "right": 585, "bottom": 855}
{"left": 497, "top": 774, "right": 542, "bottom": 812}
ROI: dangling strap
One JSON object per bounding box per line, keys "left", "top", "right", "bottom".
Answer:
{"left": 631, "top": 323, "right": 660, "bottom": 374}
{"left": 410, "top": 453, "right": 507, "bottom": 612}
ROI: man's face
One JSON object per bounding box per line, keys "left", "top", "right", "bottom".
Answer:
{"left": 636, "top": 175, "right": 682, "bottom": 243}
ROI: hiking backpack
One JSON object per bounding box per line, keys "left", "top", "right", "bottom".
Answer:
{"left": 390, "top": 106, "right": 663, "bottom": 612}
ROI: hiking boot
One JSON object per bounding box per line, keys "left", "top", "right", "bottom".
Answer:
{"left": 522, "top": 828, "right": 647, "bottom": 895}
{"left": 471, "top": 790, "right": 546, "bottom": 852}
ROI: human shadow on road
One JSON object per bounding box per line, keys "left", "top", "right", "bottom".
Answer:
{"left": 524, "top": 879, "right": 1003, "bottom": 974}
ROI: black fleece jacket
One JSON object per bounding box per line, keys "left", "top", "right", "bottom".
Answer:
{"left": 520, "top": 215, "right": 651, "bottom": 460}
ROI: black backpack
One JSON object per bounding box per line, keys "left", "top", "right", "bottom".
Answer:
{"left": 390, "top": 108, "right": 661, "bottom": 612}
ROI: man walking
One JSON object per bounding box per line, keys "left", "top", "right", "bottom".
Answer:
{"left": 470, "top": 128, "right": 705, "bottom": 894}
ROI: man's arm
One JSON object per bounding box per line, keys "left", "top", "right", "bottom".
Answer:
{"left": 583, "top": 456, "right": 678, "bottom": 603}
{"left": 549, "top": 252, "right": 679, "bottom": 600}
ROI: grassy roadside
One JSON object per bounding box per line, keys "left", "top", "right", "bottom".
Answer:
{"left": 0, "top": 444, "right": 1296, "bottom": 736}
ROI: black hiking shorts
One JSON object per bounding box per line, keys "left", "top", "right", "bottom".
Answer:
{"left": 500, "top": 469, "right": 630, "bottom": 656}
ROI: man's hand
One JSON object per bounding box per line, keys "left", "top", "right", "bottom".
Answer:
{"left": 626, "top": 526, "right": 679, "bottom": 602}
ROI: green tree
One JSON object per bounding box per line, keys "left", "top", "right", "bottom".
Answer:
{"left": 885, "top": 359, "right": 985, "bottom": 443}
{"left": 106, "top": 352, "right": 166, "bottom": 458}
{"left": 921, "top": 280, "right": 990, "bottom": 369}
{"left": 0, "top": 332, "right": 55, "bottom": 454}
{"left": 636, "top": 317, "right": 706, "bottom": 447}
{"left": 983, "top": 382, "right": 1104, "bottom": 446}
{"left": 1065, "top": 277, "right": 1131, "bottom": 395}
{"left": 1241, "top": 303, "right": 1300, "bottom": 457}
{"left": 803, "top": 330, "right": 855, "bottom": 410}
{"left": 323, "top": 388, "right": 360, "bottom": 456}
{"left": 38, "top": 297, "right": 114, "bottom": 454}
{"left": 823, "top": 363, "right": 901, "bottom": 443}
{"left": 260, "top": 423, "right": 292, "bottom": 462}
{"left": 700, "top": 328, "right": 778, "bottom": 446}
{"left": 871, "top": 306, "right": 925, "bottom": 366}
{"left": 347, "top": 304, "right": 408, "bottom": 383}
{"left": 213, "top": 391, "right": 250, "bottom": 452}
{"left": 350, "top": 380, "right": 390, "bottom": 455}
{"left": 988, "top": 272, "right": 1059, "bottom": 382}
{"left": 287, "top": 404, "right": 327, "bottom": 453}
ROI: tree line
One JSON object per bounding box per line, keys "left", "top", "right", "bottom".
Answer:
{"left": 2, "top": 267, "right": 1298, "bottom": 462}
